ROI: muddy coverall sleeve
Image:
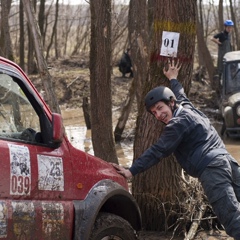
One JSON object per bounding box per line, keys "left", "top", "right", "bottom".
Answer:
{"left": 129, "top": 145, "right": 166, "bottom": 176}
{"left": 170, "top": 79, "right": 191, "bottom": 106}
{"left": 129, "top": 125, "right": 183, "bottom": 176}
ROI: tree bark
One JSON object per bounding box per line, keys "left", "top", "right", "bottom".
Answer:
{"left": 196, "top": 1, "right": 216, "bottom": 89}
{"left": 114, "top": 79, "right": 135, "bottom": 142}
{"left": 27, "top": 0, "right": 37, "bottom": 74}
{"left": 89, "top": 0, "right": 118, "bottom": 163}
{"left": 19, "top": 0, "right": 25, "bottom": 70}
{"left": 0, "top": 0, "right": 14, "bottom": 60}
{"left": 46, "top": 0, "right": 59, "bottom": 60}
{"left": 128, "top": 0, "right": 149, "bottom": 111}
{"left": 132, "top": 0, "right": 197, "bottom": 231}
{"left": 229, "top": 0, "right": 239, "bottom": 50}
{"left": 22, "top": 0, "right": 60, "bottom": 113}
{"left": 218, "top": 0, "right": 223, "bottom": 31}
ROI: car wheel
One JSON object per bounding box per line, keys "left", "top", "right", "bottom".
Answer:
{"left": 89, "top": 212, "right": 138, "bottom": 240}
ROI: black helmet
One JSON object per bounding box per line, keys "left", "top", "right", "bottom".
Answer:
{"left": 145, "top": 86, "right": 176, "bottom": 112}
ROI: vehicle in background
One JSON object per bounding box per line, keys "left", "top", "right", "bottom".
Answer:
{"left": 0, "top": 57, "right": 141, "bottom": 240}
{"left": 220, "top": 51, "right": 240, "bottom": 138}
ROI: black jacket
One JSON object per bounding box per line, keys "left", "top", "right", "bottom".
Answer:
{"left": 129, "top": 79, "right": 228, "bottom": 178}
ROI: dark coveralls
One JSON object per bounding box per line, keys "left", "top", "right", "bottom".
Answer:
{"left": 213, "top": 30, "right": 232, "bottom": 77}
{"left": 129, "top": 79, "right": 240, "bottom": 239}
{"left": 118, "top": 52, "right": 133, "bottom": 78}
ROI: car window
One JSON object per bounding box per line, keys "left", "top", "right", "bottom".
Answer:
{"left": 0, "top": 74, "right": 40, "bottom": 142}
{"left": 225, "top": 62, "right": 240, "bottom": 94}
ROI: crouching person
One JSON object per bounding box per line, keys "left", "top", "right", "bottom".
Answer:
{"left": 118, "top": 48, "right": 133, "bottom": 78}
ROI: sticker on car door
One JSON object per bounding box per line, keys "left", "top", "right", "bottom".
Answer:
{"left": 37, "top": 155, "right": 64, "bottom": 191}
{"left": 9, "top": 144, "right": 31, "bottom": 195}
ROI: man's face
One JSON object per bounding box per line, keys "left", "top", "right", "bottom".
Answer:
{"left": 150, "top": 101, "right": 174, "bottom": 124}
{"left": 225, "top": 26, "right": 233, "bottom": 32}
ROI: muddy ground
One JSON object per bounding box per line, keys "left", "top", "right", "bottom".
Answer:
{"left": 31, "top": 57, "right": 233, "bottom": 239}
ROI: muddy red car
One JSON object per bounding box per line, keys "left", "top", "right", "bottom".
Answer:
{"left": 0, "top": 57, "right": 141, "bottom": 239}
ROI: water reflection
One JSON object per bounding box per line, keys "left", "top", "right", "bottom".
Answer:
{"left": 62, "top": 107, "right": 134, "bottom": 167}
{"left": 65, "top": 125, "right": 134, "bottom": 167}
{"left": 65, "top": 126, "right": 93, "bottom": 155}
{"left": 62, "top": 108, "right": 240, "bottom": 168}
{"left": 213, "top": 121, "right": 240, "bottom": 161}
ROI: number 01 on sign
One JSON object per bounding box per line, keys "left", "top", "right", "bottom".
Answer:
{"left": 160, "top": 31, "right": 180, "bottom": 57}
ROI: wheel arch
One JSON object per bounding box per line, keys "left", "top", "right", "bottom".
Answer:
{"left": 73, "top": 179, "right": 142, "bottom": 240}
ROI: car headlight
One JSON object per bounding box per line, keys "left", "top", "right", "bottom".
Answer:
{"left": 237, "top": 105, "right": 240, "bottom": 116}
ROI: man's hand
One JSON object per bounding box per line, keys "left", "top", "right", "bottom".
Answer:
{"left": 163, "top": 58, "right": 181, "bottom": 81}
{"left": 110, "top": 163, "right": 133, "bottom": 179}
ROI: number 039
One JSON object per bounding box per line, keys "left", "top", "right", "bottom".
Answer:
{"left": 11, "top": 175, "right": 30, "bottom": 195}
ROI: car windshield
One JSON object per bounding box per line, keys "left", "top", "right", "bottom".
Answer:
{"left": 224, "top": 61, "right": 240, "bottom": 95}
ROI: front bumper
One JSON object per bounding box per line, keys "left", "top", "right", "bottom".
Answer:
{"left": 226, "top": 127, "right": 240, "bottom": 138}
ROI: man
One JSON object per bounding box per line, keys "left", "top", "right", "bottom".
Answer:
{"left": 211, "top": 20, "right": 234, "bottom": 78}
{"left": 118, "top": 48, "right": 133, "bottom": 78}
{"left": 112, "top": 59, "right": 240, "bottom": 239}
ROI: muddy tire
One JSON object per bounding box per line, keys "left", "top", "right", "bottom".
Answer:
{"left": 89, "top": 212, "right": 138, "bottom": 240}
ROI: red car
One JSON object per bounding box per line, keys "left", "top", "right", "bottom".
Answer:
{"left": 0, "top": 57, "right": 141, "bottom": 239}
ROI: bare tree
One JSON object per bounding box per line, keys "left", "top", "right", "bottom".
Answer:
{"left": 89, "top": 0, "right": 118, "bottom": 163}
{"left": 218, "top": 0, "right": 224, "bottom": 31}
{"left": 114, "top": 79, "right": 136, "bottom": 141}
{"left": 71, "top": 8, "right": 90, "bottom": 56}
{"left": 114, "top": 0, "right": 150, "bottom": 141}
{"left": 196, "top": 0, "right": 215, "bottom": 88}
{"left": 131, "top": 0, "right": 197, "bottom": 232}
{"left": 128, "top": 0, "right": 149, "bottom": 110}
{"left": 19, "top": 0, "right": 25, "bottom": 70}
{"left": 38, "top": 0, "right": 45, "bottom": 38}
{"left": 27, "top": 0, "right": 37, "bottom": 74}
{"left": 22, "top": 0, "right": 60, "bottom": 113}
{"left": 0, "top": 0, "right": 14, "bottom": 60}
{"left": 46, "top": 0, "right": 59, "bottom": 60}
{"left": 229, "top": 0, "right": 240, "bottom": 49}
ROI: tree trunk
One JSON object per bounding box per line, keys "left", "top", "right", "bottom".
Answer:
{"left": 132, "top": 0, "right": 197, "bottom": 232}
{"left": 128, "top": 0, "right": 149, "bottom": 111}
{"left": 19, "top": 0, "right": 25, "bottom": 70}
{"left": 196, "top": 1, "right": 216, "bottom": 89}
{"left": 22, "top": 0, "right": 60, "bottom": 113}
{"left": 82, "top": 97, "right": 91, "bottom": 130}
{"left": 114, "top": 79, "right": 135, "bottom": 142}
{"left": 229, "top": 0, "right": 239, "bottom": 49}
{"left": 38, "top": 0, "right": 45, "bottom": 38}
{"left": 46, "top": 0, "right": 59, "bottom": 60}
{"left": 218, "top": 0, "right": 223, "bottom": 31}
{"left": 0, "top": 0, "right": 14, "bottom": 60}
{"left": 27, "top": 0, "right": 37, "bottom": 74}
{"left": 89, "top": 0, "right": 118, "bottom": 163}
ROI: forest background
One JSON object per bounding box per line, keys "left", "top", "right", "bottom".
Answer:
{"left": 1, "top": 0, "right": 239, "bottom": 239}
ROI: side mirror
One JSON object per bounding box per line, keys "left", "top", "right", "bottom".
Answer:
{"left": 52, "top": 113, "right": 64, "bottom": 143}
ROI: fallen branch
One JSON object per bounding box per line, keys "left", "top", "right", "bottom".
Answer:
{"left": 67, "top": 76, "right": 80, "bottom": 88}
{"left": 184, "top": 205, "right": 206, "bottom": 240}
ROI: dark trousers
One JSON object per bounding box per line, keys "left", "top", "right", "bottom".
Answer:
{"left": 199, "top": 154, "right": 240, "bottom": 240}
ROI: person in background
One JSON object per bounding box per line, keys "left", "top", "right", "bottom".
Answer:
{"left": 112, "top": 59, "right": 240, "bottom": 239}
{"left": 118, "top": 48, "right": 133, "bottom": 78}
{"left": 211, "top": 20, "right": 234, "bottom": 78}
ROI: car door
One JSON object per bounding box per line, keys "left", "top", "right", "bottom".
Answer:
{"left": 0, "top": 72, "right": 74, "bottom": 239}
